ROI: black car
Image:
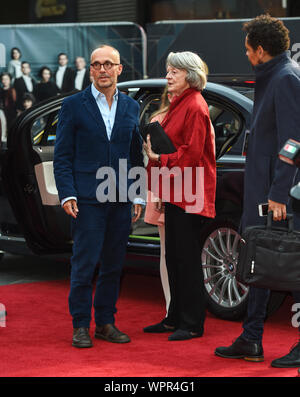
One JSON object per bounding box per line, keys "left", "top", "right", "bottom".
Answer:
{"left": 0, "top": 78, "right": 286, "bottom": 320}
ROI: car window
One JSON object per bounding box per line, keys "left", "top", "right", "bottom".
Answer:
{"left": 208, "top": 103, "right": 241, "bottom": 157}
{"left": 31, "top": 111, "right": 58, "bottom": 146}
{"left": 139, "top": 94, "right": 162, "bottom": 127}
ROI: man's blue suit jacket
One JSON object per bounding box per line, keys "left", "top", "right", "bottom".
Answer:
{"left": 53, "top": 84, "right": 144, "bottom": 204}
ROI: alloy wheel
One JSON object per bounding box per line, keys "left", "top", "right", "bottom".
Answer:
{"left": 202, "top": 227, "right": 249, "bottom": 309}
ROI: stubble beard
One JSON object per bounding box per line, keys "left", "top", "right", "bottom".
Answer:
{"left": 95, "top": 76, "right": 114, "bottom": 91}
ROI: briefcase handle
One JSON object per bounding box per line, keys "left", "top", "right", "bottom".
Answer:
{"left": 267, "top": 211, "right": 294, "bottom": 233}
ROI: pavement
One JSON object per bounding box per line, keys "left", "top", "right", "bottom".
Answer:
{"left": 0, "top": 251, "right": 159, "bottom": 286}
{"left": 0, "top": 252, "right": 71, "bottom": 286}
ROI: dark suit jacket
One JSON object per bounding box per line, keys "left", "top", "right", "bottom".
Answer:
{"left": 53, "top": 84, "right": 144, "bottom": 204}
{"left": 82, "top": 69, "right": 91, "bottom": 90}
{"left": 13, "top": 76, "right": 36, "bottom": 110}
{"left": 33, "top": 81, "right": 60, "bottom": 102}
{"left": 241, "top": 51, "right": 300, "bottom": 231}
{"left": 54, "top": 66, "right": 75, "bottom": 93}
{"left": 73, "top": 69, "right": 91, "bottom": 91}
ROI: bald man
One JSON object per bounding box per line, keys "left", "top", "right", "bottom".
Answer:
{"left": 54, "top": 45, "right": 144, "bottom": 348}
{"left": 74, "top": 56, "right": 91, "bottom": 91}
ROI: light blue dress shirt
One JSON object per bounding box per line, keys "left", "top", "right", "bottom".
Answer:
{"left": 91, "top": 83, "right": 118, "bottom": 140}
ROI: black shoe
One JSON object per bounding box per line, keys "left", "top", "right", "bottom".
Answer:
{"left": 72, "top": 327, "right": 93, "bottom": 348}
{"left": 168, "top": 329, "right": 203, "bottom": 341}
{"left": 271, "top": 341, "right": 300, "bottom": 368}
{"left": 95, "top": 324, "right": 131, "bottom": 343}
{"left": 215, "top": 336, "right": 264, "bottom": 362}
{"left": 143, "top": 320, "right": 175, "bottom": 333}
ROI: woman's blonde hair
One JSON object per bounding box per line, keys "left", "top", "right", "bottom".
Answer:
{"left": 150, "top": 86, "right": 171, "bottom": 120}
{"left": 166, "top": 51, "right": 208, "bottom": 91}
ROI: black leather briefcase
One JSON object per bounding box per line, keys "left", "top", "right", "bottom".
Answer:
{"left": 236, "top": 212, "right": 300, "bottom": 291}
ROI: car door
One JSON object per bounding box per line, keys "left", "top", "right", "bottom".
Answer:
{"left": 0, "top": 112, "right": 27, "bottom": 255}
{"left": 2, "top": 96, "right": 72, "bottom": 255}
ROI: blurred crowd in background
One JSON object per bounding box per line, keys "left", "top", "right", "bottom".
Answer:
{"left": 0, "top": 47, "right": 92, "bottom": 142}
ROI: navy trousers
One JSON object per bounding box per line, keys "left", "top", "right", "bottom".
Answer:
{"left": 69, "top": 202, "right": 131, "bottom": 328}
{"left": 241, "top": 287, "right": 300, "bottom": 343}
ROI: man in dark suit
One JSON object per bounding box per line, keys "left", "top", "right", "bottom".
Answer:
{"left": 54, "top": 45, "right": 144, "bottom": 348}
{"left": 215, "top": 15, "right": 300, "bottom": 368}
{"left": 54, "top": 53, "right": 75, "bottom": 94}
{"left": 73, "top": 56, "right": 91, "bottom": 91}
{"left": 13, "top": 61, "right": 36, "bottom": 111}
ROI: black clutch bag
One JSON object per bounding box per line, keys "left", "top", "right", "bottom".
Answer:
{"left": 140, "top": 121, "right": 176, "bottom": 154}
{"left": 236, "top": 212, "right": 300, "bottom": 291}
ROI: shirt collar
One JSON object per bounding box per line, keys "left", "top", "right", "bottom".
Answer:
{"left": 254, "top": 51, "right": 290, "bottom": 78}
{"left": 91, "top": 83, "right": 119, "bottom": 101}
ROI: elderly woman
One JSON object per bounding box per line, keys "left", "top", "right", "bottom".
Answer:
{"left": 143, "top": 51, "right": 216, "bottom": 341}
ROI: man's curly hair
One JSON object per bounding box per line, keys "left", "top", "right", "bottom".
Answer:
{"left": 243, "top": 14, "right": 290, "bottom": 57}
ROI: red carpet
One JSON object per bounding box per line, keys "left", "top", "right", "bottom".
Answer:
{"left": 0, "top": 270, "right": 299, "bottom": 377}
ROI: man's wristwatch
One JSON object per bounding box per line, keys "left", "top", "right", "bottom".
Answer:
{"left": 157, "top": 154, "right": 161, "bottom": 163}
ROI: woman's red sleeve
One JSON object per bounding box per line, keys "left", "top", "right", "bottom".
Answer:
{"left": 160, "top": 109, "right": 210, "bottom": 169}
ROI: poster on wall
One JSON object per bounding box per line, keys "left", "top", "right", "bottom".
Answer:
{"left": 0, "top": 23, "right": 145, "bottom": 81}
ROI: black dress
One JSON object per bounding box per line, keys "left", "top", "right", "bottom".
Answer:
{"left": 0, "top": 87, "right": 17, "bottom": 129}
{"left": 34, "top": 81, "right": 60, "bottom": 103}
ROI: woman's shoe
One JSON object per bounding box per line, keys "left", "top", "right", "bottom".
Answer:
{"left": 168, "top": 329, "right": 203, "bottom": 341}
{"left": 143, "top": 320, "right": 175, "bottom": 333}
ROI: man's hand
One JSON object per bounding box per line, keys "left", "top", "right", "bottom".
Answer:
{"left": 63, "top": 199, "right": 79, "bottom": 219}
{"left": 268, "top": 199, "right": 286, "bottom": 221}
{"left": 132, "top": 204, "right": 142, "bottom": 223}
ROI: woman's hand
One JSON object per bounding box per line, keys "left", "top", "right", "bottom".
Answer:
{"left": 132, "top": 204, "right": 142, "bottom": 223}
{"left": 155, "top": 198, "right": 164, "bottom": 213}
{"left": 143, "top": 134, "right": 160, "bottom": 162}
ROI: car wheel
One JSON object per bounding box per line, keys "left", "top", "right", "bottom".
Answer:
{"left": 199, "top": 218, "right": 288, "bottom": 321}
{"left": 200, "top": 217, "right": 249, "bottom": 321}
